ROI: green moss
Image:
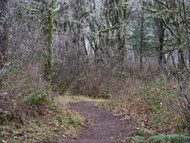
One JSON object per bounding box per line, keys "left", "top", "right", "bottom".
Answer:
{"left": 20, "top": 4, "right": 41, "bottom": 12}
{"left": 46, "top": 0, "right": 55, "bottom": 85}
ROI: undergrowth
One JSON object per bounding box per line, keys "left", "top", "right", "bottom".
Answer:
{"left": 0, "top": 62, "right": 86, "bottom": 142}
{"left": 98, "top": 73, "right": 190, "bottom": 142}
{"left": 146, "top": 133, "right": 190, "bottom": 143}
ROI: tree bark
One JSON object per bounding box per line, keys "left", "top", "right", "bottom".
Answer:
{"left": 0, "top": 0, "right": 8, "bottom": 69}
{"left": 182, "top": 0, "right": 190, "bottom": 69}
{"left": 140, "top": 1, "right": 144, "bottom": 70}
{"left": 176, "top": 23, "right": 185, "bottom": 71}
{"left": 158, "top": 20, "right": 164, "bottom": 69}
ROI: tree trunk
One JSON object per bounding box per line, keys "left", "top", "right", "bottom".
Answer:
{"left": 177, "top": 26, "right": 185, "bottom": 71}
{"left": 47, "top": 0, "right": 55, "bottom": 85}
{"left": 0, "top": 0, "right": 8, "bottom": 69}
{"left": 173, "top": 0, "right": 185, "bottom": 71}
{"left": 158, "top": 20, "right": 164, "bottom": 69}
{"left": 140, "top": 1, "right": 144, "bottom": 70}
{"left": 182, "top": 0, "right": 190, "bottom": 69}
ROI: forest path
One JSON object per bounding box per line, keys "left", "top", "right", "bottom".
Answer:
{"left": 62, "top": 101, "right": 131, "bottom": 143}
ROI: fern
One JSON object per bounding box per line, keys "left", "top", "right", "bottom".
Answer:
{"left": 146, "top": 133, "right": 190, "bottom": 143}
{"left": 24, "top": 86, "right": 52, "bottom": 102}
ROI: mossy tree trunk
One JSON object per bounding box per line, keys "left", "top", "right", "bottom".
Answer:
{"left": 0, "top": 0, "right": 8, "bottom": 69}
{"left": 20, "top": 0, "right": 60, "bottom": 85}
{"left": 181, "top": 0, "right": 190, "bottom": 69}
{"left": 47, "top": 0, "right": 55, "bottom": 85}
{"left": 177, "top": 28, "right": 185, "bottom": 71}
{"left": 158, "top": 20, "right": 165, "bottom": 69}
{"left": 140, "top": 1, "right": 144, "bottom": 70}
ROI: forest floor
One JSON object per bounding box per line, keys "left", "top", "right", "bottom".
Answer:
{"left": 60, "top": 101, "right": 131, "bottom": 143}
{"left": 0, "top": 95, "right": 132, "bottom": 143}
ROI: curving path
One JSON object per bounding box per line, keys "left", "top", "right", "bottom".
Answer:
{"left": 62, "top": 101, "right": 131, "bottom": 143}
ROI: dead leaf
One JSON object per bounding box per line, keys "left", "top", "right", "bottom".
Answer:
{"left": 28, "top": 128, "right": 36, "bottom": 133}
{"left": 2, "top": 140, "right": 7, "bottom": 143}
{"left": 1, "top": 130, "right": 8, "bottom": 135}
{"left": 13, "top": 136, "right": 18, "bottom": 139}
{"left": 62, "top": 135, "right": 67, "bottom": 138}
{"left": 54, "top": 128, "right": 59, "bottom": 131}
{"left": 13, "top": 131, "right": 23, "bottom": 135}
{"left": 55, "top": 122, "right": 59, "bottom": 127}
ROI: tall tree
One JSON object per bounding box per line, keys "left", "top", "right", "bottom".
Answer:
{"left": 144, "top": 0, "right": 188, "bottom": 71}
{"left": 180, "top": 0, "right": 190, "bottom": 68}
{"left": 0, "top": 0, "right": 8, "bottom": 69}
{"left": 20, "top": 0, "right": 60, "bottom": 85}
{"left": 140, "top": 0, "right": 144, "bottom": 70}
{"left": 158, "top": 19, "right": 165, "bottom": 68}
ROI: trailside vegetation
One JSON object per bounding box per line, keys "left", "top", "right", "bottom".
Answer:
{"left": 0, "top": 0, "right": 190, "bottom": 142}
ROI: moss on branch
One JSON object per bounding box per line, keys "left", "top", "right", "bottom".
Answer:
{"left": 142, "top": 7, "right": 160, "bottom": 13}
{"left": 157, "top": 16, "right": 178, "bottom": 39}
{"left": 80, "top": 11, "right": 90, "bottom": 19}
{"left": 95, "top": 26, "right": 119, "bottom": 33}
{"left": 20, "top": 4, "right": 41, "bottom": 12}
{"left": 53, "top": 4, "right": 60, "bottom": 12}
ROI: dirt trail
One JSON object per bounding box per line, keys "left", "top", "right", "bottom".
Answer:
{"left": 63, "top": 101, "right": 131, "bottom": 143}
